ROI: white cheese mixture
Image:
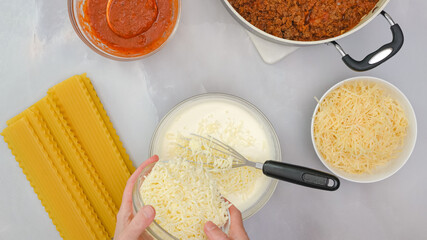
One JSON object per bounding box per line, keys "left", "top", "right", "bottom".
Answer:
{"left": 153, "top": 98, "right": 276, "bottom": 212}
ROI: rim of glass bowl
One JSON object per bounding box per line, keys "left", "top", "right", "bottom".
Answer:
{"left": 67, "top": 0, "right": 181, "bottom": 61}
{"left": 149, "top": 93, "right": 282, "bottom": 220}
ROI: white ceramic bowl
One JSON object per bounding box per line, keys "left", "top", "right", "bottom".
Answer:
{"left": 311, "top": 76, "right": 417, "bottom": 183}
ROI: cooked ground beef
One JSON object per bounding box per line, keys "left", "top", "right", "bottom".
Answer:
{"left": 228, "top": 0, "right": 379, "bottom": 41}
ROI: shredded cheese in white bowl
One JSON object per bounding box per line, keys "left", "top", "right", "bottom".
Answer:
{"left": 311, "top": 77, "right": 417, "bottom": 183}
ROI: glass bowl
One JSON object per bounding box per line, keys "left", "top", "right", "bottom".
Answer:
{"left": 311, "top": 76, "right": 417, "bottom": 183}
{"left": 132, "top": 162, "right": 230, "bottom": 240}
{"left": 149, "top": 93, "right": 282, "bottom": 220}
{"left": 68, "top": 0, "right": 181, "bottom": 61}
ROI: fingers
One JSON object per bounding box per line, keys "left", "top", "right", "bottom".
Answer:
{"left": 204, "top": 221, "right": 230, "bottom": 240}
{"left": 204, "top": 201, "right": 248, "bottom": 240}
{"left": 120, "top": 155, "right": 159, "bottom": 212}
{"left": 228, "top": 205, "right": 249, "bottom": 240}
{"left": 120, "top": 205, "right": 156, "bottom": 239}
{"left": 229, "top": 205, "right": 244, "bottom": 230}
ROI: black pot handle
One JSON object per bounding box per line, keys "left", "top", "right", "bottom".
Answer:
{"left": 331, "top": 11, "right": 404, "bottom": 72}
{"left": 262, "top": 160, "right": 340, "bottom": 191}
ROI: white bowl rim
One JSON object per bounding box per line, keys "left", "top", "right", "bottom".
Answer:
{"left": 310, "top": 76, "right": 418, "bottom": 183}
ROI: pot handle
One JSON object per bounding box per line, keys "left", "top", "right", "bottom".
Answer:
{"left": 331, "top": 11, "right": 404, "bottom": 72}
{"left": 262, "top": 160, "right": 340, "bottom": 191}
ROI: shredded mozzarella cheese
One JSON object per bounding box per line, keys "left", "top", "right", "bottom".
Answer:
{"left": 140, "top": 159, "right": 230, "bottom": 240}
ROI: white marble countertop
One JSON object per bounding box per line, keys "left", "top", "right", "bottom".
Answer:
{"left": 1, "top": 0, "right": 426, "bottom": 239}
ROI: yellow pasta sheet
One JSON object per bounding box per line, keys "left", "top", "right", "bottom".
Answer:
{"left": 3, "top": 116, "right": 108, "bottom": 239}
{"left": 36, "top": 97, "right": 118, "bottom": 236}
{"left": 2, "top": 74, "right": 134, "bottom": 239}
{"left": 80, "top": 75, "right": 135, "bottom": 173}
{"left": 48, "top": 75, "right": 131, "bottom": 207}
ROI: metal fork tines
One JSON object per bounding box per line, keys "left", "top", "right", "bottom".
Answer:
{"left": 189, "top": 134, "right": 262, "bottom": 169}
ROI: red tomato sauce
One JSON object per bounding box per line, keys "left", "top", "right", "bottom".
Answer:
{"left": 106, "top": 0, "right": 159, "bottom": 39}
{"left": 80, "top": 0, "right": 179, "bottom": 56}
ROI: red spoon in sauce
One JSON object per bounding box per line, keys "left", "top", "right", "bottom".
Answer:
{"left": 106, "top": 0, "right": 158, "bottom": 39}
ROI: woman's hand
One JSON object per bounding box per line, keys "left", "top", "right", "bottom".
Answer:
{"left": 114, "top": 155, "right": 159, "bottom": 240}
{"left": 204, "top": 205, "right": 250, "bottom": 240}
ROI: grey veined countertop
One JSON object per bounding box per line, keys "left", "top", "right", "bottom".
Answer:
{"left": 1, "top": 0, "right": 426, "bottom": 239}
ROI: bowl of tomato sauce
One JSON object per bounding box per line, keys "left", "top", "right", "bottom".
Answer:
{"left": 68, "top": 0, "right": 180, "bottom": 60}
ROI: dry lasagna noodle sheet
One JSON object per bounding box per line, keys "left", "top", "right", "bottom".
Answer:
{"left": 2, "top": 74, "right": 134, "bottom": 240}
